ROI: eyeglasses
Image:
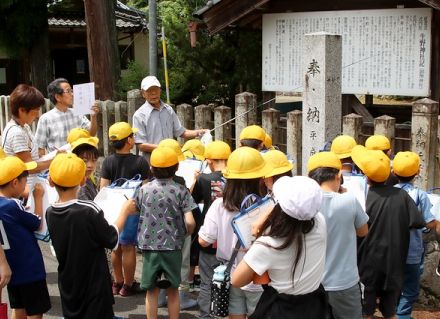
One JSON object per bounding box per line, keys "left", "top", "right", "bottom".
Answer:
{"left": 62, "top": 89, "right": 73, "bottom": 94}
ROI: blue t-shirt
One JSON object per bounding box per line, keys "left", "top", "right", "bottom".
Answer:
{"left": 395, "top": 183, "right": 435, "bottom": 264}
{"left": 320, "top": 191, "right": 369, "bottom": 291}
{"left": 0, "top": 197, "right": 46, "bottom": 286}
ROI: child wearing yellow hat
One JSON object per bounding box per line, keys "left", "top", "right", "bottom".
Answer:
{"left": 0, "top": 156, "right": 51, "bottom": 318}
{"left": 351, "top": 146, "right": 425, "bottom": 319}
{"left": 239, "top": 125, "right": 266, "bottom": 150}
{"left": 262, "top": 150, "right": 293, "bottom": 191}
{"left": 330, "top": 135, "right": 357, "bottom": 174}
{"left": 392, "top": 152, "right": 437, "bottom": 318}
{"left": 182, "top": 139, "right": 205, "bottom": 161}
{"left": 100, "top": 122, "right": 151, "bottom": 297}
{"left": 46, "top": 153, "right": 137, "bottom": 319}
{"left": 70, "top": 137, "right": 99, "bottom": 200}
{"left": 135, "top": 147, "right": 197, "bottom": 318}
{"left": 191, "top": 140, "right": 231, "bottom": 318}
{"left": 199, "top": 146, "right": 272, "bottom": 317}
{"left": 307, "top": 151, "right": 368, "bottom": 319}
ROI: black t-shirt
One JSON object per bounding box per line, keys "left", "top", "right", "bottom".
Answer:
{"left": 357, "top": 185, "right": 425, "bottom": 291}
{"left": 101, "top": 153, "right": 151, "bottom": 184}
{"left": 46, "top": 200, "right": 118, "bottom": 319}
{"left": 192, "top": 171, "right": 225, "bottom": 254}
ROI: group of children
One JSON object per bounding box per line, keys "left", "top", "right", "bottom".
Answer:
{"left": 0, "top": 118, "right": 437, "bottom": 319}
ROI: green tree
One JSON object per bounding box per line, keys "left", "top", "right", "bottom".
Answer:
{"left": 125, "top": 0, "right": 261, "bottom": 106}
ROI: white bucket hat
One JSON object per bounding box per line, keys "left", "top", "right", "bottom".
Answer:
{"left": 141, "top": 76, "right": 161, "bottom": 91}
{"left": 272, "top": 176, "right": 323, "bottom": 220}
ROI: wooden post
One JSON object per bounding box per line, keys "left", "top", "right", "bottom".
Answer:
{"left": 412, "top": 98, "right": 439, "bottom": 190}
{"left": 287, "top": 110, "right": 302, "bottom": 176}
{"left": 343, "top": 113, "right": 364, "bottom": 143}
{"left": 127, "top": 89, "right": 144, "bottom": 126}
{"left": 235, "top": 92, "right": 257, "bottom": 148}
{"left": 114, "top": 101, "right": 128, "bottom": 123}
{"left": 195, "top": 104, "right": 212, "bottom": 130}
{"left": 101, "top": 100, "right": 115, "bottom": 157}
{"left": 177, "top": 103, "right": 194, "bottom": 144}
{"left": 436, "top": 115, "right": 440, "bottom": 188}
{"left": 374, "top": 115, "right": 396, "bottom": 150}
{"left": 262, "top": 108, "right": 280, "bottom": 145}
{"left": 214, "top": 106, "right": 232, "bottom": 145}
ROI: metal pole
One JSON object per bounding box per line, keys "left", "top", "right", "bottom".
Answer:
{"left": 148, "top": 0, "right": 157, "bottom": 76}
{"left": 162, "top": 26, "right": 170, "bottom": 104}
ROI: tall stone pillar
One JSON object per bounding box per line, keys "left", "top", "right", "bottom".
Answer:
{"left": 411, "top": 98, "right": 439, "bottom": 190}
{"left": 302, "top": 32, "right": 342, "bottom": 174}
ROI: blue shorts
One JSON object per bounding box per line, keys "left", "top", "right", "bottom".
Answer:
{"left": 119, "top": 215, "right": 140, "bottom": 245}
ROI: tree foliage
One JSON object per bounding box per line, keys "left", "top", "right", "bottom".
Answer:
{"left": 0, "top": 0, "right": 48, "bottom": 57}
{"left": 125, "top": 0, "right": 262, "bottom": 106}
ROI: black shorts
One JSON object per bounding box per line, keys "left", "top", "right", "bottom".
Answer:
{"left": 362, "top": 286, "right": 400, "bottom": 318}
{"left": 190, "top": 207, "right": 203, "bottom": 267}
{"left": 7, "top": 279, "right": 51, "bottom": 316}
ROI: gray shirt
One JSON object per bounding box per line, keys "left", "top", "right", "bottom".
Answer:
{"left": 132, "top": 101, "right": 186, "bottom": 160}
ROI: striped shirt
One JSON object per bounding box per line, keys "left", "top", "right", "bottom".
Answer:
{"left": 2, "top": 120, "right": 39, "bottom": 161}
{"left": 34, "top": 107, "right": 90, "bottom": 152}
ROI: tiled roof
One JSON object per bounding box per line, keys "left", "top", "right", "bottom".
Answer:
{"left": 47, "top": 0, "right": 147, "bottom": 32}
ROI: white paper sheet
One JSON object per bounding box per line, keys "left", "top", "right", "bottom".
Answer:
{"left": 73, "top": 82, "right": 95, "bottom": 116}
{"left": 37, "top": 143, "right": 71, "bottom": 162}
{"left": 342, "top": 174, "right": 368, "bottom": 212}
{"left": 176, "top": 159, "right": 204, "bottom": 189}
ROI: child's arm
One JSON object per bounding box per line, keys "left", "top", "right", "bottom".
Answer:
{"left": 113, "top": 199, "right": 137, "bottom": 233}
{"left": 231, "top": 260, "right": 256, "bottom": 288}
{"left": 99, "top": 178, "right": 111, "bottom": 190}
{"left": 184, "top": 211, "right": 196, "bottom": 235}
{"left": 0, "top": 246, "right": 11, "bottom": 288}
{"left": 33, "top": 183, "right": 45, "bottom": 230}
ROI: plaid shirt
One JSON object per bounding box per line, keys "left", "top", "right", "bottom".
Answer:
{"left": 35, "top": 107, "right": 90, "bottom": 152}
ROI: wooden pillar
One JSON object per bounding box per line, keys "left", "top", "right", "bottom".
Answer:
{"left": 262, "top": 108, "right": 280, "bottom": 145}
{"left": 287, "top": 110, "right": 302, "bottom": 176}
{"left": 114, "top": 101, "right": 128, "bottom": 123}
{"left": 214, "top": 106, "right": 232, "bottom": 146}
{"left": 177, "top": 103, "right": 194, "bottom": 144}
{"left": 235, "top": 92, "right": 257, "bottom": 148}
{"left": 195, "top": 104, "right": 212, "bottom": 131}
{"left": 412, "top": 98, "right": 439, "bottom": 190}
{"left": 127, "top": 89, "right": 144, "bottom": 126}
{"left": 374, "top": 115, "right": 396, "bottom": 150}
{"left": 101, "top": 100, "right": 115, "bottom": 157}
{"left": 343, "top": 113, "right": 364, "bottom": 143}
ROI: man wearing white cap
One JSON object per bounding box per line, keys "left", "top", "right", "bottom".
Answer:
{"left": 133, "top": 76, "right": 207, "bottom": 161}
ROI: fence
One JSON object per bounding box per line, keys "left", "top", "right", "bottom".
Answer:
{"left": 0, "top": 90, "right": 438, "bottom": 190}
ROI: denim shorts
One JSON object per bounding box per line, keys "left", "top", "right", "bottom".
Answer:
{"left": 228, "top": 286, "right": 262, "bottom": 316}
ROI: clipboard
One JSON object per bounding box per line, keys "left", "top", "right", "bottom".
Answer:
{"left": 231, "top": 195, "right": 276, "bottom": 249}
{"left": 342, "top": 173, "right": 368, "bottom": 211}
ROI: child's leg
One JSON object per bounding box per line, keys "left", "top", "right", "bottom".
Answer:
{"left": 396, "top": 263, "right": 422, "bottom": 318}
{"left": 167, "top": 288, "right": 180, "bottom": 319}
{"left": 121, "top": 244, "right": 136, "bottom": 286}
{"left": 112, "top": 246, "right": 123, "bottom": 285}
{"left": 11, "top": 309, "right": 26, "bottom": 319}
{"left": 146, "top": 288, "right": 160, "bottom": 319}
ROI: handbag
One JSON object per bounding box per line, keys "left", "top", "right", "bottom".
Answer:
{"left": 210, "top": 194, "right": 259, "bottom": 317}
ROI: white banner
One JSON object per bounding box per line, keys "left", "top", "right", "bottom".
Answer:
{"left": 262, "top": 8, "right": 432, "bottom": 96}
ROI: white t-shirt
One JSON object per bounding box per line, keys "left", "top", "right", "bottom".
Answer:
{"left": 198, "top": 198, "right": 262, "bottom": 292}
{"left": 243, "top": 212, "right": 327, "bottom": 295}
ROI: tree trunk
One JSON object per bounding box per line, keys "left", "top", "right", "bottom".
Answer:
{"left": 29, "top": 21, "right": 52, "bottom": 95}
{"left": 84, "top": 0, "right": 121, "bottom": 100}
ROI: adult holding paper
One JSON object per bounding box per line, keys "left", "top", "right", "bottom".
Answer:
{"left": 133, "top": 76, "right": 207, "bottom": 162}
{"left": 34, "top": 78, "right": 99, "bottom": 155}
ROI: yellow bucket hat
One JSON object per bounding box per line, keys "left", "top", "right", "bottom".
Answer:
{"left": 0, "top": 156, "right": 37, "bottom": 185}
{"left": 223, "top": 146, "right": 272, "bottom": 179}
{"left": 49, "top": 153, "right": 86, "bottom": 187}
{"left": 204, "top": 141, "right": 231, "bottom": 160}
{"left": 307, "top": 151, "right": 342, "bottom": 172}
{"left": 263, "top": 150, "right": 293, "bottom": 177}
{"left": 239, "top": 125, "right": 266, "bottom": 142}
{"left": 330, "top": 135, "right": 357, "bottom": 159}
{"left": 158, "top": 139, "right": 185, "bottom": 161}
{"left": 67, "top": 128, "right": 90, "bottom": 144}
{"left": 182, "top": 139, "right": 205, "bottom": 161}
{"left": 109, "top": 122, "right": 139, "bottom": 141}
{"left": 351, "top": 145, "right": 390, "bottom": 182}
{"left": 71, "top": 137, "right": 99, "bottom": 152}
{"left": 393, "top": 151, "right": 420, "bottom": 177}
{"left": 151, "top": 147, "right": 179, "bottom": 168}
{"left": 365, "top": 135, "right": 391, "bottom": 151}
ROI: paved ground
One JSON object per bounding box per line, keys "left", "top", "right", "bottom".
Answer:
{"left": 1, "top": 242, "right": 199, "bottom": 319}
